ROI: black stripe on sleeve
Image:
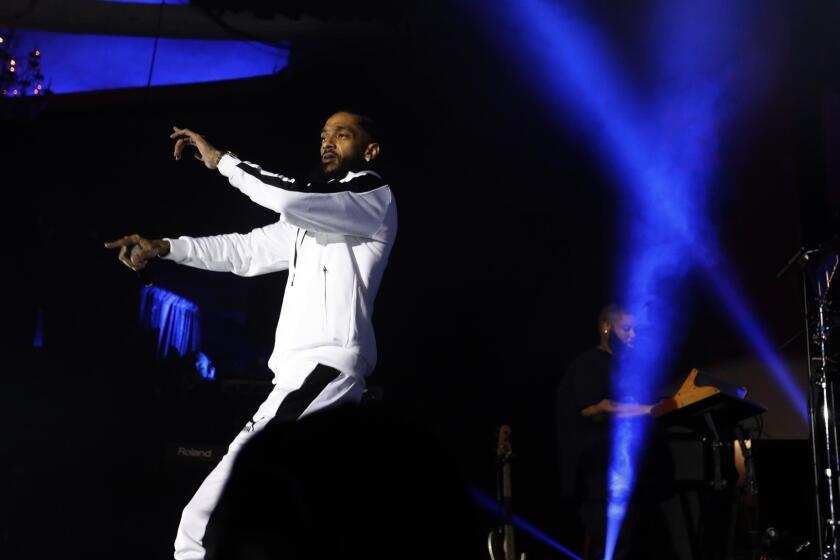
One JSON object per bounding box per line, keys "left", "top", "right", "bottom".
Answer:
{"left": 236, "top": 162, "right": 304, "bottom": 191}
{"left": 237, "top": 161, "right": 387, "bottom": 195}
{"left": 307, "top": 172, "right": 386, "bottom": 194}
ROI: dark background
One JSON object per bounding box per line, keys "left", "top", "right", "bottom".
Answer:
{"left": 1, "top": 1, "right": 839, "bottom": 558}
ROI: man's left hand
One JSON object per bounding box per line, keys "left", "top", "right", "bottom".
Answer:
{"left": 170, "top": 126, "right": 223, "bottom": 169}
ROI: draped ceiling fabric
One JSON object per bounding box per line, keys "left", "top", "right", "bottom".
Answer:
{"left": 139, "top": 285, "right": 200, "bottom": 358}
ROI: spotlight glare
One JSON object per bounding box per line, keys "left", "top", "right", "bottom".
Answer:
{"left": 467, "top": 1, "right": 804, "bottom": 558}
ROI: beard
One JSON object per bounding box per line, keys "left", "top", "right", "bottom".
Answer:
{"left": 608, "top": 330, "right": 632, "bottom": 361}
{"left": 309, "top": 153, "right": 369, "bottom": 183}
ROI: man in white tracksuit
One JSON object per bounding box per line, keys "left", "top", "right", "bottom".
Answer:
{"left": 105, "top": 111, "right": 397, "bottom": 560}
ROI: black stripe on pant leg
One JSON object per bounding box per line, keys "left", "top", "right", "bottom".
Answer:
{"left": 270, "top": 364, "right": 342, "bottom": 424}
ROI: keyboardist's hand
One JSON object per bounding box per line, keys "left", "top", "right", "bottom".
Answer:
{"left": 582, "top": 399, "right": 655, "bottom": 418}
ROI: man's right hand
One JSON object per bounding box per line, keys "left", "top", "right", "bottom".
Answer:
{"left": 581, "top": 398, "right": 654, "bottom": 419}
{"left": 104, "top": 234, "right": 170, "bottom": 271}
{"left": 170, "top": 126, "right": 224, "bottom": 170}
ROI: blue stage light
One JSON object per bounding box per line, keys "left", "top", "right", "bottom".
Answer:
{"left": 704, "top": 265, "right": 809, "bottom": 421}
{"left": 467, "top": 0, "right": 803, "bottom": 557}
{"left": 194, "top": 351, "right": 216, "bottom": 380}
{"left": 3, "top": 29, "right": 289, "bottom": 94}
{"left": 469, "top": 486, "right": 583, "bottom": 560}
{"left": 101, "top": 0, "right": 189, "bottom": 4}
{"left": 32, "top": 307, "right": 45, "bottom": 349}
{"left": 139, "top": 285, "right": 200, "bottom": 358}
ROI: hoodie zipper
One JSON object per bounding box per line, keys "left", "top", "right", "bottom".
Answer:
{"left": 322, "top": 265, "right": 328, "bottom": 325}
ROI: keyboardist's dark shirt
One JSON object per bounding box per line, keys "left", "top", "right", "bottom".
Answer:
{"left": 556, "top": 347, "right": 673, "bottom": 501}
{"left": 556, "top": 347, "right": 615, "bottom": 499}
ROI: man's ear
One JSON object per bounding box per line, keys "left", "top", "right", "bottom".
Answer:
{"left": 364, "top": 142, "right": 380, "bottom": 162}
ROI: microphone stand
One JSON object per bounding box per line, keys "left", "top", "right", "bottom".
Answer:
{"left": 785, "top": 246, "right": 840, "bottom": 559}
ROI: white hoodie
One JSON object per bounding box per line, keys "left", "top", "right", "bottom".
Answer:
{"left": 163, "top": 153, "right": 397, "bottom": 386}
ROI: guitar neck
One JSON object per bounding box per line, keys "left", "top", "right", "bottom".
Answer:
{"left": 491, "top": 425, "right": 520, "bottom": 560}
{"left": 503, "top": 524, "right": 516, "bottom": 560}
{"left": 501, "top": 461, "right": 516, "bottom": 560}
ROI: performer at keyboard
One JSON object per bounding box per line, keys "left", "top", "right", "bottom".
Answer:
{"left": 556, "top": 304, "right": 676, "bottom": 559}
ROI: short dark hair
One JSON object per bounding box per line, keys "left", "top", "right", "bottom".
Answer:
{"left": 598, "top": 303, "right": 628, "bottom": 333}
{"left": 336, "top": 110, "right": 382, "bottom": 145}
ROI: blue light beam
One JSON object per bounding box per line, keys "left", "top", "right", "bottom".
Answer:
{"left": 469, "top": 486, "right": 583, "bottom": 560}
{"left": 466, "top": 0, "right": 802, "bottom": 557}
{"left": 32, "top": 307, "right": 45, "bottom": 349}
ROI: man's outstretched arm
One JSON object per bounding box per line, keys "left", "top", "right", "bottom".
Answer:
{"left": 218, "top": 154, "right": 392, "bottom": 241}
{"left": 169, "top": 126, "right": 392, "bottom": 241}
{"left": 104, "top": 221, "right": 293, "bottom": 277}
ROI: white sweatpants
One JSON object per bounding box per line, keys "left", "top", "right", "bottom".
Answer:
{"left": 173, "top": 363, "right": 364, "bottom": 560}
